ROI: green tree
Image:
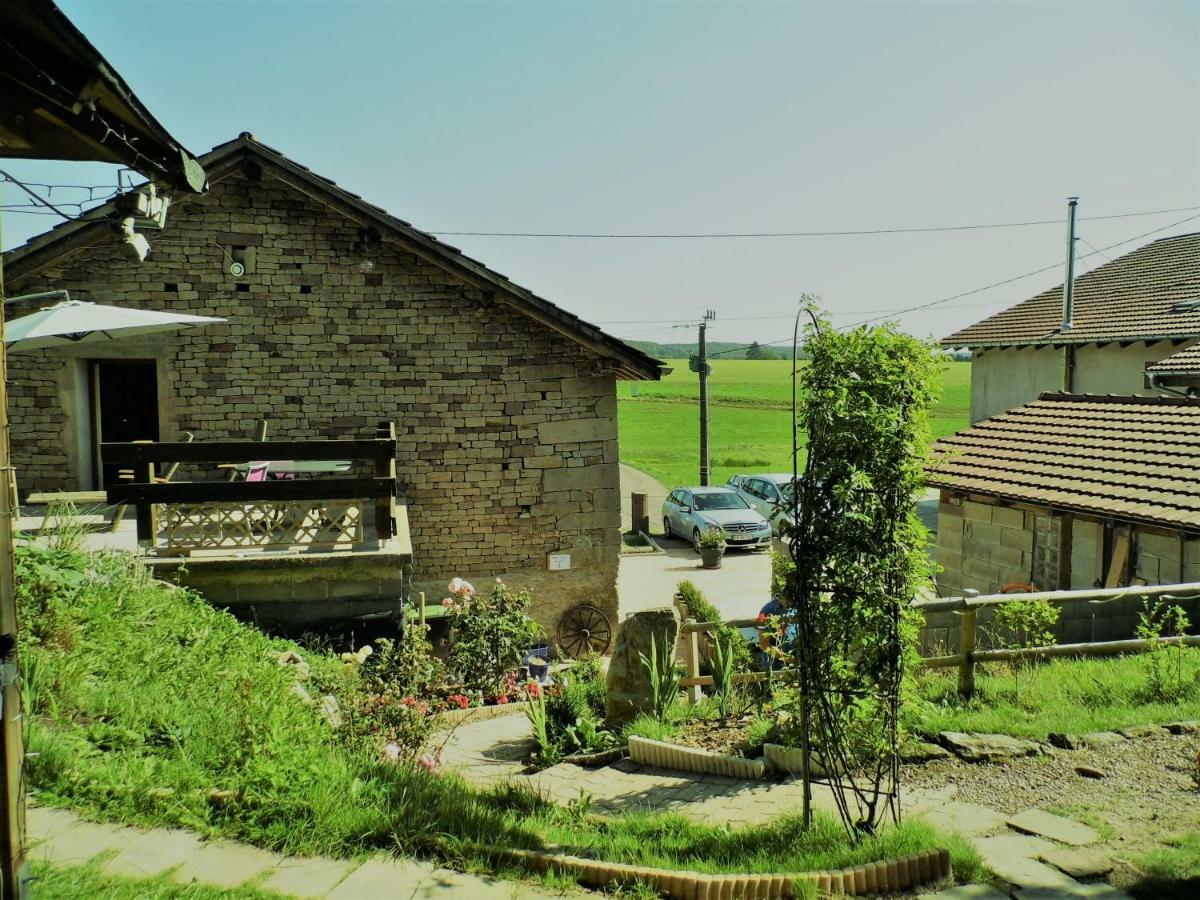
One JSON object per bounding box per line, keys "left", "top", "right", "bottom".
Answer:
{"left": 744, "top": 341, "right": 780, "bottom": 360}
{"left": 782, "top": 303, "right": 938, "bottom": 838}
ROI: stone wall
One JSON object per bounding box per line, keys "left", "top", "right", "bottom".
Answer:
{"left": 6, "top": 166, "right": 628, "bottom": 634}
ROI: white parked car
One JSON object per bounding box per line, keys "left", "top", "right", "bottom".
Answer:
{"left": 727, "top": 473, "right": 797, "bottom": 536}
{"left": 661, "top": 486, "right": 772, "bottom": 553}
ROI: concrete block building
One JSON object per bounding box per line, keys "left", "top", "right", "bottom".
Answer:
{"left": 2, "top": 133, "right": 663, "bottom": 636}
{"left": 923, "top": 392, "right": 1200, "bottom": 649}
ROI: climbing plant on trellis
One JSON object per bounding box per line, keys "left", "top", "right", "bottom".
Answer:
{"left": 781, "top": 304, "right": 938, "bottom": 838}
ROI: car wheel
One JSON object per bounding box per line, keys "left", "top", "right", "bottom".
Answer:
{"left": 692, "top": 528, "right": 703, "bottom": 554}
{"left": 663, "top": 516, "right": 672, "bottom": 539}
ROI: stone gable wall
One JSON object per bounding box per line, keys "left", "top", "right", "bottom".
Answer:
{"left": 7, "top": 168, "right": 623, "bottom": 632}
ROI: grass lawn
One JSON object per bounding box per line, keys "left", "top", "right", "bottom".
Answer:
{"left": 33, "top": 861, "right": 286, "bottom": 900}
{"left": 20, "top": 536, "right": 979, "bottom": 889}
{"left": 1135, "top": 833, "right": 1200, "bottom": 898}
{"left": 914, "top": 653, "right": 1200, "bottom": 739}
{"left": 618, "top": 359, "right": 970, "bottom": 489}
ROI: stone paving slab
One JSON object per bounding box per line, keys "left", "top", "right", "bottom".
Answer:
{"left": 103, "top": 827, "right": 206, "bottom": 879}
{"left": 26, "top": 805, "right": 80, "bottom": 841}
{"left": 922, "top": 800, "right": 1009, "bottom": 837}
{"left": 973, "top": 834, "right": 1080, "bottom": 890}
{"left": 260, "top": 855, "right": 362, "bottom": 898}
{"left": 1008, "top": 809, "right": 1100, "bottom": 846}
{"left": 326, "top": 855, "right": 436, "bottom": 900}
{"left": 1038, "top": 846, "right": 1113, "bottom": 879}
{"left": 30, "top": 819, "right": 135, "bottom": 867}
{"left": 172, "top": 838, "right": 285, "bottom": 889}
{"left": 918, "top": 884, "right": 1010, "bottom": 900}
{"left": 1014, "top": 885, "right": 1135, "bottom": 900}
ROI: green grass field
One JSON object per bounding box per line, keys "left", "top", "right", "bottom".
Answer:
{"left": 618, "top": 359, "right": 971, "bottom": 489}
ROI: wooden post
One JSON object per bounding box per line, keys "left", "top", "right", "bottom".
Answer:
{"left": 134, "top": 460, "right": 157, "bottom": 547}
{"left": 957, "top": 607, "right": 978, "bottom": 698}
{"left": 418, "top": 591, "right": 426, "bottom": 629}
{"left": 684, "top": 618, "right": 702, "bottom": 704}
{"left": 631, "top": 492, "right": 648, "bottom": 533}
{"left": 253, "top": 420, "right": 269, "bottom": 442}
{"left": 374, "top": 422, "right": 396, "bottom": 541}
{"left": 0, "top": 215, "right": 30, "bottom": 899}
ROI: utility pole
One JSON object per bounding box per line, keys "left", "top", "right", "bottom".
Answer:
{"left": 1061, "top": 197, "right": 1078, "bottom": 392}
{"left": 696, "top": 310, "right": 715, "bottom": 485}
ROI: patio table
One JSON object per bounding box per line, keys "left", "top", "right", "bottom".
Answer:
{"left": 233, "top": 459, "right": 353, "bottom": 477}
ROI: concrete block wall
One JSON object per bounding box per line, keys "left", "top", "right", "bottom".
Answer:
{"left": 935, "top": 499, "right": 1034, "bottom": 598}
{"left": 925, "top": 505, "right": 1200, "bottom": 651}
{"left": 6, "top": 166, "right": 628, "bottom": 634}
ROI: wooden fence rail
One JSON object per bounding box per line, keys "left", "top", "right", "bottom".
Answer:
{"left": 677, "top": 581, "right": 1200, "bottom": 703}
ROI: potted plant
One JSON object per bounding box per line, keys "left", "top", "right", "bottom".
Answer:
{"left": 698, "top": 528, "right": 725, "bottom": 569}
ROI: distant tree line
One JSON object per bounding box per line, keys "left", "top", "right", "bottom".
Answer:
{"left": 626, "top": 339, "right": 795, "bottom": 360}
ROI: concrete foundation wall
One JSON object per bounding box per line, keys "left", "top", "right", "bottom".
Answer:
{"left": 969, "top": 340, "right": 1195, "bottom": 423}
{"left": 7, "top": 167, "right": 627, "bottom": 627}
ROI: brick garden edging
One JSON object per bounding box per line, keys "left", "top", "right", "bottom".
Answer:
{"left": 506, "top": 845, "right": 952, "bottom": 898}
{"left": 628, "top": 735, "right": 766, "bottom": 779}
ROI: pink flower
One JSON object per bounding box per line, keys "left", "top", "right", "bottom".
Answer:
{"left": 441, "top": 597, "right": 453, "bottom": 607}
{"left": 417, "top": 753, "right": 440, "bottom": 774}
{"left": 448, "top": 577, "right": 475, "bottom": 596}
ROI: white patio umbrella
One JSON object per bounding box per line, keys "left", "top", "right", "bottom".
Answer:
{"left": 5, "top": 300, "right": 225, "bottom": 351}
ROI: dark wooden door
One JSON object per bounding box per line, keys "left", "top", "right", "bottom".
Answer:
{"left": 93, "top": 360, "right": 159, "bottom": 486}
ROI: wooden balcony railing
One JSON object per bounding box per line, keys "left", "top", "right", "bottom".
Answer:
{"left": 102, "top": 423, "right": 398, "bottom": 552}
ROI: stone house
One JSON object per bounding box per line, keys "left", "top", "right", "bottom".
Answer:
{"left": 942, "top": 232, "right": 1200, "bottom": 423}
{"left": 2, "top": 133, "right": 663, "bottom": 635}
{"left": 923, "top": 392, "right": 1200, "bottom": 649}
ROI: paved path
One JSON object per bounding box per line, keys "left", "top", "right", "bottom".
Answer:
{"left": 443, "top": 713, "right": 1136, "bottom": 899}
{"left": 29, "top": 804, "right": 566, "bottom": 899}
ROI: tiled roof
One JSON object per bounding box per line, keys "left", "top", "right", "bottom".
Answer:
{"left": 927, "top": 393, "right": 1200, "bottom": 531}
{"left": 942, "top": 232, "right": 1200, "bottom": 348}
{"left": 1146, "top": 343, "right": 1200, "bottom": 376}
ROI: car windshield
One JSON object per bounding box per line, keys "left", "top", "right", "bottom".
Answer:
{"left": 693, "top": 492, "right": 749, "bottom": 511}
{"left": 778, "top": 482, "right": 796, "bottom": 504}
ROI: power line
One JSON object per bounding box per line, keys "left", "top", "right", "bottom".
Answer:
{"left": 846, "top": 212, "right": 1200, "bottom": 330}
{"left": 700, "top": 213, "right": 1200, "bottom": 359}
{"left": 0, "top": 170, "right": 75, "bottom": 220}
{"left": 425, "top": 205, "right": 1200, "bottom": 239}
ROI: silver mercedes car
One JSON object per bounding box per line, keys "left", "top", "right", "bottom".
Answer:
{"left": 661, "top": 486, "right": 772, "bottom": 553}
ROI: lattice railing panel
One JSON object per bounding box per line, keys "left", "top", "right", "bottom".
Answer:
{"left": 160, "top": 501, "right": 363, "bottom": 550}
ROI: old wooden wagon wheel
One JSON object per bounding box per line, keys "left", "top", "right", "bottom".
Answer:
{"left": 557, "top": 604, "right": 612, "bottom": 658}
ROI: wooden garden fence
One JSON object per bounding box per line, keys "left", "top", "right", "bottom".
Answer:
{"left": 912, "top": 581, "right": 1200, "bottom": 698}
{"left": 677, "top": 580, "right": 1200, "bottom": 703}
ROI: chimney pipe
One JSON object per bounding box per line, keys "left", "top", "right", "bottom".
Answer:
{"left": 1061, "top": 197, "right": 1078, "bottom": 332}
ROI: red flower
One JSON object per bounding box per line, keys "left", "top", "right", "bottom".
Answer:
{"left": 756, "top": 612, "right": 767, "bottom": 624}
{"left": 526, "top": 681, "right": 542, "bottom": 699}
{"left": 495, "top": 694, "right": 510, "bottom": 705}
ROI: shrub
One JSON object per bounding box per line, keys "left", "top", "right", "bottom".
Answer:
{"left": 991, "top": 598, "right": 1060, "bottom": 704}
{"left": 676, "top": 581, "right": 753, "bottom": 672}
{"left": 443, "top": 578, "right": 543, "bottom": 697}
{"left": 1137, "top": 598, "right": 1194, "bottom": 703}
{"left": 538, "top": 655, "right": 616, "bottom": 761}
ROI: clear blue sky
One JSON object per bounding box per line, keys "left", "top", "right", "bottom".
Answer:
{"left": 3, "top": 0, "right": 1197, "bottom": 346}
